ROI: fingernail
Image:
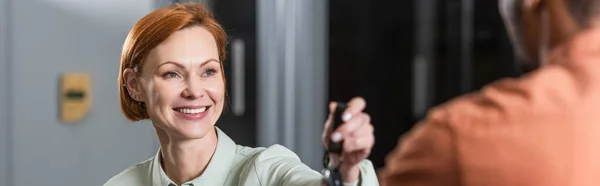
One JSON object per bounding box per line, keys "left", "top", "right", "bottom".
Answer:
{"left": 331, "top": 132, "right": 342, "bottom": 142}
{"left": 342, "top": 113, "right": 352, "bottom": 122}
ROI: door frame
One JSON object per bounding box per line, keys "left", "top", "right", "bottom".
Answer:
{"left": 257, "top": 0, "right": 328, "bottom": 170}
{"left": 0, "top": 0, "right": 12, "bottom": 185}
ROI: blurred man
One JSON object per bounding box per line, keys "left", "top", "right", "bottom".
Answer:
{"left": 378, "top": 0, "right": 600, "bottom": 185}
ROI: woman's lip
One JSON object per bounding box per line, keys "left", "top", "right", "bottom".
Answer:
{"left": 173, "top": 107, "right": 210, "bottom": 120}
{"left": 173, "top": 105, "right": 211, "bottom": 109}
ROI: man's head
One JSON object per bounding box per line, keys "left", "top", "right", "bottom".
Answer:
{"left": 499, "top": 0, "right": 600, "bottom": 70}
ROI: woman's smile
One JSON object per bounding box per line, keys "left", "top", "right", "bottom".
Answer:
{"left": 172, "top": 105, "right": 211, "bottom": 120}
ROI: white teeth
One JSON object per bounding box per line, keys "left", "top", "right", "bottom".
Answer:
{"left": 177, "top": 107, "right": 207, "bottom": 114}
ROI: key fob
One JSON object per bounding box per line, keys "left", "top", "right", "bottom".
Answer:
{"left": 328, "top": 102, "right": 347, "bottom": 154}
{"left": 322, "top": 102, "right": 347, "bottom": 186}
{"left": 321, "top": 168, "right": 343, "bottom": 186}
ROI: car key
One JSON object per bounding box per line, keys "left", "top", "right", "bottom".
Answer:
{"left": 321, "top": 102, "right": 346, "bottom": 186}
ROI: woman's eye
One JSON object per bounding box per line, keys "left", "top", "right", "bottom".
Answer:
{"left": 162, "top": 71, "right": 180, "bottom": 79}
{"left": 202, "top": 69, "right": 217, "bottom": 77}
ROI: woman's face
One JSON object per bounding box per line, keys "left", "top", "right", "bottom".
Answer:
{"left": 131, "top": 26, "right": 224, "bottom": 139}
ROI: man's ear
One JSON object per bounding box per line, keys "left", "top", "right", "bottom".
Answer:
{"left": 523, "top": 0, "right": 543, "bottom": 10}
{"left": 123, "top": 68, "right": 145, "bottom": 102}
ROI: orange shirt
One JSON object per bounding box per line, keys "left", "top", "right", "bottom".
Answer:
{"left": 378, "top": 29, "right": 600, "bottom": 186}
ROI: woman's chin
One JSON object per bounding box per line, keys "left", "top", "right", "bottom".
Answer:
{"left": 173, "top": 122, "right": 214, "bottom": 139}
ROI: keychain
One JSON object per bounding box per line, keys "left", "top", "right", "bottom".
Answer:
{"left": 321, "top": 102, "right": 346, "bottom": 186}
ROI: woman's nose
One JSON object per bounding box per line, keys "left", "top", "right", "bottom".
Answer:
{"left": 181, "top": 80, "right": 204, "bottom": 99}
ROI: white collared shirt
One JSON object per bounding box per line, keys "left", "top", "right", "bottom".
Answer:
{"left": 103, "top": 127, "right": 378, "bottom": 186}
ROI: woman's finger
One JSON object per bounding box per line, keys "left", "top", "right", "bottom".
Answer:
{"left": 341, "top": 97, "right": 367, "bottom": 122}
{"left": 343, "top": 126, "right": 375, "bottom": 152}
{"left": 332, "top": 113, "right": 369, "bottom": 142}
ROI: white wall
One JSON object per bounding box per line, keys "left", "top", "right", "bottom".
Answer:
{"left": 5, "top": 0, "right": 159, "bottom": 185}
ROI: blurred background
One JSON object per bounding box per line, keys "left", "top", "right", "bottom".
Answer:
{"left": 0, "top": 0, "right": 522, "bottom": 185}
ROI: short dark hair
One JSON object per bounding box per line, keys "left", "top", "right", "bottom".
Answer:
{"left": 566, "top": 0, "right": 600, "bottom": 27}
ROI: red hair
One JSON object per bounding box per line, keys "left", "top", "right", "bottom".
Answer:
{"left": 118, "top": 3, "right": 227, "bottom": 121}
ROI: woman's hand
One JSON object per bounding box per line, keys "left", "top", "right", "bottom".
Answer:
{"left": 322, "top": 97, "right": 375, "bottom": 183}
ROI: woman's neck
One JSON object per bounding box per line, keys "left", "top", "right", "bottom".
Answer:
{"left": 155, "top": 127, "right": 218, "bottom": 185}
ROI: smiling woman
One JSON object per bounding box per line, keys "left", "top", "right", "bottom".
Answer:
{"left": 105, "top": 2, "right": 378, "bottom": 186}
{"left": 118, "top": 3, "right": 227, "bottom": 122}
{"left": 123, "top": 25, "right": 226, "bottom": 140}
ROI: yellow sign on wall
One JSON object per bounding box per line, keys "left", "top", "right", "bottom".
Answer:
{"left": 60, "top": 73, "right": 91, "bottom": 123}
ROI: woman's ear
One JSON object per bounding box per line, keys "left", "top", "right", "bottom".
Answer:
{"left": 123, "top": 68, "right": 145, "bottom": 102}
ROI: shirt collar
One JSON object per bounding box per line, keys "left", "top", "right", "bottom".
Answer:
{"left": 151, "top": 127, "right": 237, "bottom": 186}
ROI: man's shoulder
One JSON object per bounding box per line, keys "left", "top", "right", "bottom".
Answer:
{"left": 103, "top": 158, "right": 154, "bottom": 186}
{"left": 430, "top": 65, "right": 580, "bottom": 130}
